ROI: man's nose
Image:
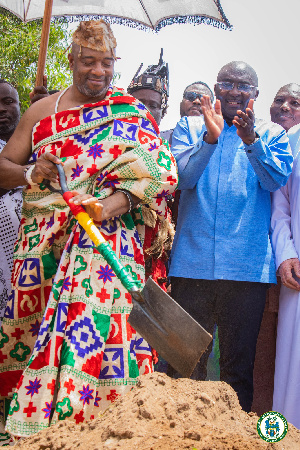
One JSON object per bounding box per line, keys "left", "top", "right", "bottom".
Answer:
{"left": 0, "top": 102, "right": 7, "bottom": 113}
{"left": 193, "top": 97, "right": 201, "bottom": 104}
{"left": 91, "top": 62, "right": 105, "bottom": 76}
{"left": 281, "top": 101, "right": 290, "bottom": 110}
{"left": 228, "top": 84, "right": 240, "bottom": 95}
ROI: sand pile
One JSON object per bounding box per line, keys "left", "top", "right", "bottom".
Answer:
{"left": 17, "top": 372, "right": 300, "bottom": 450}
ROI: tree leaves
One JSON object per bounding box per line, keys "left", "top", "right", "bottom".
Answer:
{"left": 0, "top": 8, "right": 72, "bottom": 113}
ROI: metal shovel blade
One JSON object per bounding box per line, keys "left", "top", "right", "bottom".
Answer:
{"left": 128, "top": 277, "right": 212, "bottom": 378}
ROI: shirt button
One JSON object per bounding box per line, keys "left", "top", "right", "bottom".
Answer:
{"left": 247, "top": 149, "right": 252, "bottom": 153}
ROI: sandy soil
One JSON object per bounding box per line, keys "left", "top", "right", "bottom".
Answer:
{"left": 16, "top": 372, "right": 300, "bottom": 450}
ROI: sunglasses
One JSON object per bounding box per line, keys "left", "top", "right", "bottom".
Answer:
{"left": 216, "top": 82, "right": 256, "bottom": 93}
{"left": 183, "top": 91, "right": 203, "bottom": 102}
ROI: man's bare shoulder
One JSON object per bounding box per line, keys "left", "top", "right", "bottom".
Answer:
{"left": 27, "top": 91, "right": 60, "bottom": 124}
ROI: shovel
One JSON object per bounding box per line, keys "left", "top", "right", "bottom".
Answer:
{"left": 43, "top": 164, "right": 212, "bottom": 377}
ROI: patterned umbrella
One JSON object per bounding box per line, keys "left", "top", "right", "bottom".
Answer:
{"left": 0, "top": 0, "right": 231, "bottom": 84}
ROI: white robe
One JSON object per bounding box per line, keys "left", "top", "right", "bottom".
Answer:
{"left": 0, "top": 140, "right": 23, "bottom": 323}
{"left": 271, "top": 123, "right": 300, "bottom": 429}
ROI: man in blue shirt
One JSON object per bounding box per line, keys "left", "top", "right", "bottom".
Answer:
{"left": 169, "top": 61, "right": 293, "bottom": 412}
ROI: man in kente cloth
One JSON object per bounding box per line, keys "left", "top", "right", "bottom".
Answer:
{"left": 0, "top": 20, "right": 177, "bottom": 439}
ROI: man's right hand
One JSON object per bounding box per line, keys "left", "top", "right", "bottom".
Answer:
{"left": 31, "top": 153, "right": 62, "bottom": 184}
{"left": 201, "top": 95, "right": 224, "bottom": 144}
{"left": 30, "top": 75, "right": 49, "bottom": 104}
{"left": 278, "top": 257, "right": 300, "bottom": 291}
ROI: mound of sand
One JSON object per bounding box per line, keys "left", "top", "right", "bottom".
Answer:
{"left": 17, "top": 372, "right": 300, "bottom": 449}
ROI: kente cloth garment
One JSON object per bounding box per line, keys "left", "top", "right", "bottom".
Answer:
{"left": 169, "top": 116, "right": 292, "bottom": 283}
{"left": 0, "top": 85, "right": 178, "bottom": 438}
{"left": 271, "top": 123, "right": 300, "bottom": 429}
{"left": 0, "top": 139, "right": 23, "bottom": 325}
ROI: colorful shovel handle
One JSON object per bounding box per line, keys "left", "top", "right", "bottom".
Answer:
{"left": 62, "top": 191, "right": 140, "bottom": 294}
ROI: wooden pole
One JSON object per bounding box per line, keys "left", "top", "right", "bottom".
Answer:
{"left": 35, "top": 0, "right": 54, "bottom": 87}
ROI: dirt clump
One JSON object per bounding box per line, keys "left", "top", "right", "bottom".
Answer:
{"left": 16, "top": 372, "right": 300, "bottom": 449}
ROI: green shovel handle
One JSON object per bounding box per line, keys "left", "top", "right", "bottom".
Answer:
{"left": 96, "top": 241, "right": 141, "bottom": 294}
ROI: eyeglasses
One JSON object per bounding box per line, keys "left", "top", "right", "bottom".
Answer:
{"left": 216, "top": 82, "right": 256, "bottom": 93}
{"left": 183, "top": 91, "right": 203, "bottom": 102}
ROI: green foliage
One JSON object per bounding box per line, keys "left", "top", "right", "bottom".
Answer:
{"left": 0, "top": 8, "right": 72, "bottom": 113}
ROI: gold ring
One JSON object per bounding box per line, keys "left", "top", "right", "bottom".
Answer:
{"left": 242, "top": 123, "right": 247, "bottom": 128}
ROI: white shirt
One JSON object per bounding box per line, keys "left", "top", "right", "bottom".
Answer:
{"left": 0, "top": 140, "right": 23, "bottom": 321}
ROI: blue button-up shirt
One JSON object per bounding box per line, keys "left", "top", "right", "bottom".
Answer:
{"left": 169, "top": 116, "right": 293, "bottom": 283}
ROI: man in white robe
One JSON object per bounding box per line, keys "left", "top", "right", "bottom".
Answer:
{"left": 0, "top": 81, "right": 21, "bottom": 325}
{"left": 271, "top": 123, "right": 300, "bottom": 429}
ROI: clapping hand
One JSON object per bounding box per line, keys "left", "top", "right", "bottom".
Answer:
{"left": 233, "top": 99, "right": 257, "bottom": 146}
{"left": 201, "top": 96, "right": 224, "bottom": 144}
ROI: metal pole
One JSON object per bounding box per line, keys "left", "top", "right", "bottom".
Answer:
{"left": 35, "top": 0, "right": 53, "bottom": 86}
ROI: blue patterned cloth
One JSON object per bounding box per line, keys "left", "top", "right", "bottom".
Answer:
{"left": 169, "top": 116, "right": 293, "bottom": 283}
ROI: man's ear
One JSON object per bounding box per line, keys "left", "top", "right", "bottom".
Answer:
{"left": 68, "top": 53, "right": 74, "bottom": 70}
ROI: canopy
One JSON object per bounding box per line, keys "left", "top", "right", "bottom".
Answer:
{"left": 0, "top": 0, "right": 231, "bottom": 30}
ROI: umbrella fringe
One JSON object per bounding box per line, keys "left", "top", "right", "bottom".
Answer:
{"left": 51, "top": 14, "right": 232, "bottom": 32}
{"left": 155, "top": 15, "right": 232, "bottom": 31}
{"left": 214, "top": 0, "right": 232, "bottom": 29}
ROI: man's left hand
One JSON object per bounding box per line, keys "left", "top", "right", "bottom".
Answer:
{"left": 233, "top": 99, "right": 257, "bottom": 146}
{"left": 69, "top": 193, "right": 104, "bottom": 222}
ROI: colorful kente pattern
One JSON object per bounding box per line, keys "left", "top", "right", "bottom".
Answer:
{"left": 0, "top": 85, "right": 177, "bottom": 438}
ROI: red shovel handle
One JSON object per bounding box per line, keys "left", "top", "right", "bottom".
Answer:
{"left": 63, "top": 191, "right": 86, "bottom": 217}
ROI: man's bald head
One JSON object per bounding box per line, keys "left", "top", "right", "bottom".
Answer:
{"left": 275, "top": 83, "right": 300, "bottom": 97}
{"left": 217, "top": 61, "right": 258, "bottom": 87}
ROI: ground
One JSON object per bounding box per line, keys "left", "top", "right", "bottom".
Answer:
{"left": 16, "top": 372, "right": 300, "bottom": 450}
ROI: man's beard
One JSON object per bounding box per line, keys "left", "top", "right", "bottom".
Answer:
{"left": 75, "top": 78, "right": 110, "bottom": 99}
{"left": 0, "top": 117, "right": 20, "bottom": 139}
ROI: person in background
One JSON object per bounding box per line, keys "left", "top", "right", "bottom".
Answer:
{"left": 180, "top": 81, "right": 214, "bottom": 118}
{"left": 270, "top": 83, "right": 300, "bottom": 132}
{"left": 162, "top": 81, "right": 214, "bottom": 146}
{"left": 252, "top": 82, "right": 300, "bottom": 416}
{"left": 0, "top": 79, "right": 21, "bottom": 446}
{"left": 127, "top": 49, "right": 169, "bottom": 129}
{"left": 127, "top": 49, "right": 174, "bottom": 289}
{"left": 271, "top": 123, "right": 300, "bottom": 429}
{"left": 0, "top": 80, "right": 21, "bottom": 324}
{"left": 0, "top": 20, "right": 177, "bottom": 440}
{"left": 169, "top": 61, "right": 292, "bottom": 412}
{"left": 127, "top": 52, "right": 176, "bottom": 372}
